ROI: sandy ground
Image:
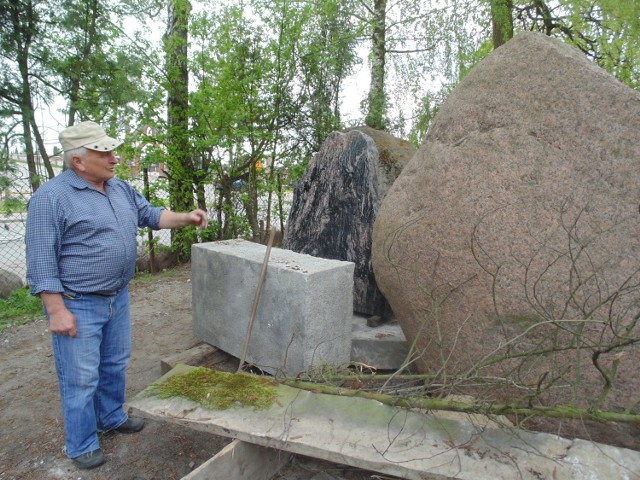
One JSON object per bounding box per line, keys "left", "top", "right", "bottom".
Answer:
{"left": 0, "top": 264, "right": 230, "bottom": 480}
{"left": 0, "top": 263, "right": 380, "bottom": 480}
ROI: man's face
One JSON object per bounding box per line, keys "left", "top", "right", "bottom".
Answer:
{"left": 73, "top": 149, "right": 119, "bottom": 186}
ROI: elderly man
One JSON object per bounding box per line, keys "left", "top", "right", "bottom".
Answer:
{"left": 25, "top": 121, "right": 207, "bottom": 469}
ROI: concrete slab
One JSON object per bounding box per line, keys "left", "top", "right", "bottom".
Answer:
{"left": 181, "top": 439, "right": 291, "bottom": 480}
{"left": 161, "top": 343, "right": 232, "bottom": 375}
{"left": 351, "top": 315, "right": 409, "bottom": 370}
{"left": 192, "top": 240, "right": 355, "bottom": 377}
{"left": 130, "top": 365, "right": 640, "bottom": 480}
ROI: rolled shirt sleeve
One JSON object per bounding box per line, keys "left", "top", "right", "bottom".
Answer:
{"left": 130, "top": 187, "right": 164, "bottom": 230}
{"left": 25, "top": 190, "right": 65, "bottom": 295}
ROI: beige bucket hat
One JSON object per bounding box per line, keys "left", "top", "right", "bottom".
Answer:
{"left": 59, "top": 121, "right": 123, "bottom": 152}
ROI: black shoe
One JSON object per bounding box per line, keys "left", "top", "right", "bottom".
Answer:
{"left": 72, "top": 449, "right": 105, "bottom": 469}
{"left": 114, "top": 417, "right": 145, "bottom": 434}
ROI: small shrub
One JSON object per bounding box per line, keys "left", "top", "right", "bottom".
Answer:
{"left": 1, "top": 197, "right": 27, "bottom": 214}
{"left": 0, "top": 288, "right": 44, "bottom": 331}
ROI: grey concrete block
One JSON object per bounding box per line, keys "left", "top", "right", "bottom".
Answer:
{"left": 192, "top": 240, "right": 354, "bottom": 377}
{"left": 351, "top": 315, "right": 409, "bottom": 370}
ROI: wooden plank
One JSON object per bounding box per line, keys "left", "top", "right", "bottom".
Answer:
{"left": 130, "top": 365, "right": 640, "bottom": 480}
{"left": 182, "top": 439, "right": 291, "bottom": 480}
{"left": 160, "top": 343, "right": 232, "bottom": 375}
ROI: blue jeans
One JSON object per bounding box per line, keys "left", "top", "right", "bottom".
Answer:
{"left": 49, "top": 288, "right": 131, "bottom": 458}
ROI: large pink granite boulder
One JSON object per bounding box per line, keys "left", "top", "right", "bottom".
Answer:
{"left": 372, "top": 32, "right": 640, "bottom": 407}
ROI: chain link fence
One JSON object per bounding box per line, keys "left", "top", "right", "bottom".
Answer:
{"left": 1, "top": 167, "right": 291, "bottom": 286}
{"left": 1, "top": 164, "right": 32, "bottom": 284}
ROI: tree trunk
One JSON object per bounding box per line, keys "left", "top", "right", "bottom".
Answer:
{"left": 20, "top": 114, "right": 39, "bottom": 193}
{"left": 533, "top": 0, "right": 556, "bottom": 36}
{"left": 165, "top": 0, "right": 195, "bottom": 260}
{"left": 142, "top": 167, "right": 157, "bottom": 274}
{"left": 491, "top": 0, "right": 514, "bottom": 48}
{"left": 221, "top": 180, "right": 233, "bottom": 239}
{"left": 9, "top": 0, "right": 40, "bottom": 191}
{"left": 243, "top": 160, "right": 259, "bottom": 242}
{"left": 265, "top": 152, "right": 277, "bottom": 236}
{"left": 68, "top": 0, "right": 100, "bottom": 126}
{"left": 277, "top": 172, "right": 285, "bottom": 233}
{"left": 29, "top": 116, "right": 55, "bottom": 179}
{"left": 365, "top": 0, "right": 387, "bottom": 130}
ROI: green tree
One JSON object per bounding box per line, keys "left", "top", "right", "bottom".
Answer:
{"left": 354, "top": 0, "right": 483, "bottom": 134}
{"left": 363, "top": 0, "right": 388, "bottom": 130}
{"left": 164, "top": 0, "right": 197, "bottom": 259}
{"left": 1, "top": 0, "right": 160, "bottom": 194}
{"left": 0, "top": 0, "right": 54, "bottom": 191}
{"left": 407, "top": 0, "right": 640, "bottom": 144}
{"left": 189, "top": 6, "right": 256, "bottom": 240}
{"left": 0, "top": 128, "right": 18, "bottom": 198}
{"left": 49, "top": 0, "right": 156, "bottom": 128}
{"left": 512, "top": 0, "right": 640, "bottom": 89}
{"left": 189, "top": 1, "right": 358, "bottom": 241}
{"left": 277, "top": 0, "right": 360, "bottom": 154}
{"left": 253, "top": 0, "right": 360, "bottom": 234}
{"left": 491, "top": 0, "right": 514, "bottom": 47}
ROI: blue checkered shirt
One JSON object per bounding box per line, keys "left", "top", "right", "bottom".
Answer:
{"left": 26, "top": 169, "right": 164, "bottom": 295}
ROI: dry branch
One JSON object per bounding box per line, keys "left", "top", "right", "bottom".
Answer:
{"left": 281, "top": 378, "right": 640, "bottom": 424}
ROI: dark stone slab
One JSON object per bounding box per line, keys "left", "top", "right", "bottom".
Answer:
{"left": 284, "top": 127, "right": 414, "bottom": 316}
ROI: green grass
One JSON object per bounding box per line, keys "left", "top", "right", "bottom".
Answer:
{"left": 0, "top": 288, "right": 44, "bottom": 331}
{"left": 0, "top": 264, "right": 184, "bottom": 332}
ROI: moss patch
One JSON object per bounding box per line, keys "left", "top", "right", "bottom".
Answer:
{"left": 149, "top": 367, "right": 278, "bottom": 410}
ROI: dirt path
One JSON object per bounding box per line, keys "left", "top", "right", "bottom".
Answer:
{"left": 0, "top": 264, "right": 232, "bottom": 480}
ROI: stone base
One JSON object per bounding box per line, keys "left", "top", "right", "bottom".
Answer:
{"left": 351, "top": 315, "right": 409, "bottom": 370}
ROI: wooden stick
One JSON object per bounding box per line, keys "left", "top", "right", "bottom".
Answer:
{"left": 237, "top": 228, "right": 276, "bottom": 373}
